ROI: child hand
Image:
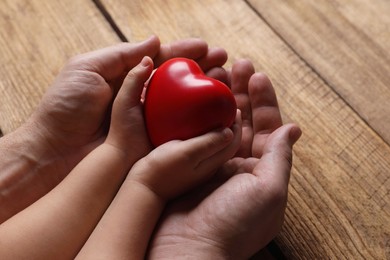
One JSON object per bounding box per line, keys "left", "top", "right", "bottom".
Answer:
{"left": 77, "top": 111, "right": 242, "bottom": 259}
{"left": 105, "top": 56, "right": 154, "bottom": 165}
{"left": 147, "top": 61, "right": 302, "bottom": 259}
{"left": 128, "top": 111, "right": 242, "bottom": 200}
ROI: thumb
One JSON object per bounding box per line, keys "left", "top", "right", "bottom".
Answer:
{"left": 114, "top": 56, "right": 154, "bottom": 108}
{"left": 253, "top": 123, "right": 302, "bottom": 187}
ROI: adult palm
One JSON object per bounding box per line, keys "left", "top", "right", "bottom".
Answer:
{"left": 33, "top": 36, "right": 228, "bottom": 177}
{"left": 0, "top": 36, "right": 228, "bottom": 222}
{"left": 148, "top": 61, "right": 301, "bottom": 259}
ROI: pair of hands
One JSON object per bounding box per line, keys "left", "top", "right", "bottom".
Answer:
{"left": 7, "top": 36, "right": 301, "bottom": 258}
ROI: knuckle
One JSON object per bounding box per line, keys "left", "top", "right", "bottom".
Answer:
{"left": 206, "top": 134, "right": 222, "bottom": 150}
{"left": 66, "top": 54, "right": 98, "bottom": 73}
{"left": 126, "top": 69, "right": 138, "bottom": 81}
{"left": 79, "top": 70, "right": 105, "bottom": 87}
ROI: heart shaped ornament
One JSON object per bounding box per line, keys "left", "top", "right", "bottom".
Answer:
{"left": 144, "top": 58, "right": 237, "bottom": 147}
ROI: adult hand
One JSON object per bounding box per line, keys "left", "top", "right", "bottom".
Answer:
{"left": 32, "top": 35, "right": 228, "bottom": 180}
{"left": 0, "top": 36, "right": 228, "bottom": 222}
{"left": 147, "top": 60, "right": 301, "bottom": 259}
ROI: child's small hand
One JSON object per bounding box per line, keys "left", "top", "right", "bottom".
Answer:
{"left": 128, "top": 112, "right": 242, "bottom": 200}
{"left": 77, "top": 68, "right": 242, "bottom": 259}
{"left": 105, "top": 56, "right": 154, "bottom": 165}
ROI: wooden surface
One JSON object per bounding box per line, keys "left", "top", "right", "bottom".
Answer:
{"left": 0, "top": 0, "right": 120, "bottom": 133}
{"left": 1, "top": 0, "right": 389, "bottom": 259}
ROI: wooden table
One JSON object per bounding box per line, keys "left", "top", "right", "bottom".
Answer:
{"left": 1, "top": 0, "right": 389, "bottom": 259}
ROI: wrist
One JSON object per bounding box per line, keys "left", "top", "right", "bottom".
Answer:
{"left": 104, "top": 133, "right": 151, "bottom": 169}
{"left": 125, "top": 178, "right": 167, "bottom": 207}
{"left": 115, "top": 179, "right": 166, "bottom": 259}
{"left": 0, "top": 122, "right": 62, "bottom": 222}
{"left": 103, "top": 139, "right": 147, "bottom": 171}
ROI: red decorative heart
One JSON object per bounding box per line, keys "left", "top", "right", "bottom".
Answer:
{"left": 144, "top": 58, "right": 237, "bottom": 147}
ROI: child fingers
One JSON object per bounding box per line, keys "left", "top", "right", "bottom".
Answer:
{"left": 181, "top": 109, "right": 242, "bottom": 171}
{"left": 176, "top": 127, "right": 235, "bottom": 167}
{"left": 116, "top": 56, "right": 154, "bottom": 107}
{"left": 196, "top": 110, "right": 243, "bottom": 173}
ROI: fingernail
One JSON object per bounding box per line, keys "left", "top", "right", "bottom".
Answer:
{"left": 236, "top": 109, "right": 242, "bottom": 122}
{"left": 289, "top": 125, "right": 302, "bottom": 145}
{"left": 221, "top": 127, "right": 233, "bottom": 142}
{"left": 140, "top": 56, "right": 151, "bottom": 67}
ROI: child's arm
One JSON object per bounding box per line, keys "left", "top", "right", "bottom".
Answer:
{"left": 0, "top": 57, "right": 155, "bottom": 259}
{"left": 0, "top": 144, "right": 131, "bottom": 259}
{"left": 77, "top": 113, "right": 242, "bottom": 259}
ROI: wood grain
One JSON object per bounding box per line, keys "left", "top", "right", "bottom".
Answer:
{"left": 1, "top": 0, "right": 389, "bottom": 259}
{"left": 0, "top": 0, "right": 120, "bottom": 134}
{"left": 98, "top": 0, "right": 390, "bottom": 258}
{"left": 248, "top": 0, "right": 390, "bottom": 145}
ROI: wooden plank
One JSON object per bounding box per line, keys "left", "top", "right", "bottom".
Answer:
{"left": 248, "top": 0, "right": 390, "bottom": 144}
{"left": 0, "top": 0, "right": 121, "bottom": 134}
{"left": 98, "top": 0, "right": 390, "bottom": 258}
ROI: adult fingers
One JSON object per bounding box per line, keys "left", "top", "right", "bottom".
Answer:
{"left": 253, "top": 123, "right": 302, "bottom": 190}
{"left": 205, "top": 67, "right": 228, "bottom": 84}
{"left": 154, "top": 39, "right": 228, "bottom": 72}
{"left": 66, "top": 36, "right": 160, "bottom": 81}
{"left": 230, "top": 59, "right": 255, "bottom": 158}
{"left": 196, "top": 47, "right": 228, "bottom": 72}
{"left": 153, "top": 38, "right": 208, "bottom": 66}
{"left": 249, "top": 73, "right": 283, "bottom": 157}
{"left": 231, "top": 59, "right": 255, "bottom": 94}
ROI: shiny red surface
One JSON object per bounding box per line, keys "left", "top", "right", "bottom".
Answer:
{"left": 144, "top": 58, "right": 237, "bottom": 147}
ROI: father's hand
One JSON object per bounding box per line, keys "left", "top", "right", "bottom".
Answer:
{"left": 147, "top": 60, "right": 301, "bottom": 259}
{"left": 0, "top": 36, "right": 228, "bottom": 222}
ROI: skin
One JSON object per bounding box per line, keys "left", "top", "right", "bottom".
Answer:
{"left": 146, "top": 61, "right": 302, "bottom": 259}
{"left": 0, "top": 57, "right": 241, "bottom": 259}
{"left": 0, "top": 36, "right": 301, "bottom": 259}
{"left": 0, "top": 35, "right": 228, "bottom": 223}
{"left": 77, "top": 57, "right": 242, "bottom": 259}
